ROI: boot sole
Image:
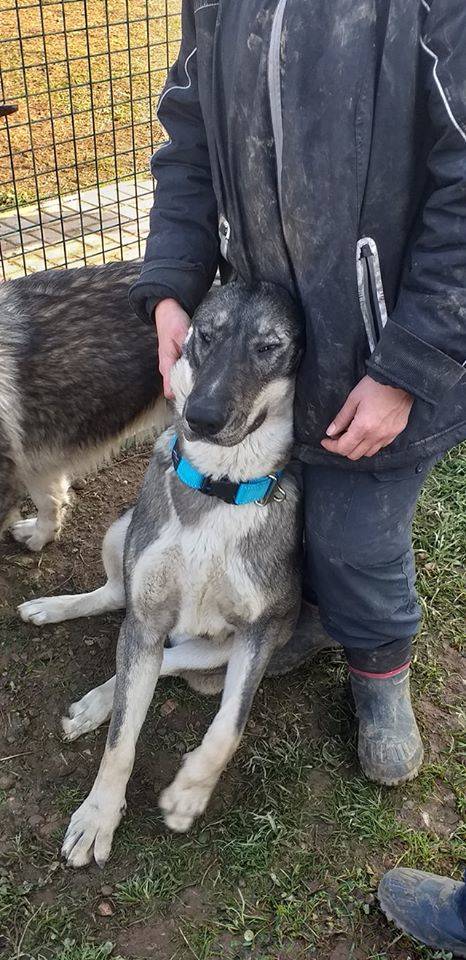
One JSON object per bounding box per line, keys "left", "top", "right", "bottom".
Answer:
{"left": 378, "top": 890, "right": 466, "bottom": 957}
{"left": 361, "top": 751, "right": 424, "bottom": 787}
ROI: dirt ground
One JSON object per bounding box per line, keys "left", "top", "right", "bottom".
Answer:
{"left": 0, "top": 443, "right": 465, "bottom": 960}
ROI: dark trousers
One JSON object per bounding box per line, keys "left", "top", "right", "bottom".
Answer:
{"left": 303, "top": 458, "right": 437, "bottom": 673}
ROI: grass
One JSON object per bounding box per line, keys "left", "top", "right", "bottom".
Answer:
{"left": 0, "top": 0, "right": 182, "bottom": 209}
{"left": 0, "top": 445, "right": 464, "bottom": 959}
{"left": 0, "top": 876, "right": 76, "bottom": 958}
{"left": 413, "top": 448, "right": 465, "bottom": 650}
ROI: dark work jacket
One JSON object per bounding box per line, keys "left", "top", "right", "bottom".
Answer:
{"left": 129, "top": 0, "right": 466, "bottom": 469}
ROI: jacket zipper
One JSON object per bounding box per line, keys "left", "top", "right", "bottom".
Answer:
{"left": 356, "top": 237, "right": 388, "bottom": 353}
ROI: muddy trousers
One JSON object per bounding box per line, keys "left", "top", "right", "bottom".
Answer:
{"left": 303, "top": 458, "right": 437, "bottom": 675}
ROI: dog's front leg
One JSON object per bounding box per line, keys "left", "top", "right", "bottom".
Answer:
{"left": 11, "top": 472, "right": 69, "bottom": 551}
{"left": 160, "top": 619, "right": 284, "bottom": 833}
{"left": 61, "top": 638, "right": 232, "bottom": 742}
{"left": 62, "top": 615, "right": 164, "bottom": 868}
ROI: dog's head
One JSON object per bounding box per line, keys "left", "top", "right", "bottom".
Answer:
{"left": 171, "top": 282, "right": 303, "bottom": 447}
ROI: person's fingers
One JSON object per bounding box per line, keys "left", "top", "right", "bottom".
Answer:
{"left": 325, "top": 394, "right": 359, "bottom": 437}
{"left": 365, "top": 435, "right": 398, "bottom": 457}
{"left": 159, "top": 333, "right": 185, "bottom": 395}
{"left": 159, "top": 355, "right": 175, "bottom": 400}
{"left": 163, "top": 374, "right": 174, "bottom": 400}
{"left": 321, "top": 415, "right": 369, "bottom": 456}
{"left": 345, "top": 439, "right": 374, "bottom": 461}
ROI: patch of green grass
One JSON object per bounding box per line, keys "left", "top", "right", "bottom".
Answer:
{"left": 57, "top": 940, "right": 119, "bottom": 960}
{"left": 414, "top": 446, "right": 465, "bottom": 649}
{"left": 115, "top": 847, "right": 191, "bottom": 905}
{"left": 54, "top": 784, "right": 87, "bottom": 816}
{"left": 0, "top": 875, "right": 76, "bottom": 959}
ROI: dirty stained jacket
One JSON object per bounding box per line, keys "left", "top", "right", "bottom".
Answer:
{"left": 129, "top": 0, "right": 466, "bottom": 469}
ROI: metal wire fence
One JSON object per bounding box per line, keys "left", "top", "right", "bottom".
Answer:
{"left": 0, "top": 0, "right": 181, "bottom": 280}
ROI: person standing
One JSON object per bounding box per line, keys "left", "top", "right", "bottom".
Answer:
{"left": 129, "top": 1, "right": 466, "bottom": 786}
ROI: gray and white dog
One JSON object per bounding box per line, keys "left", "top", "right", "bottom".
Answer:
{"left": 20, "top": 280, "right": 307, "bottom": 866}
{"left": 0, "top": 261, "right": 166, "bottom": 551}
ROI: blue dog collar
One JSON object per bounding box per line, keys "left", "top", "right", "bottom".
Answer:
{"left": 170, "top": 436, "right": 285, "bottom": 506}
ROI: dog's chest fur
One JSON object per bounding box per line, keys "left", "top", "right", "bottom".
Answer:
{"left": 129, "top": 443, "right": 270, "bottom": 641}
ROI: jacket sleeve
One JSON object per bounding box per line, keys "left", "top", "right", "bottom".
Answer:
{"left": 367, "top": 0, "right": 466, "bottom": 404}
{"left": 129, "top": 0, "right": 219, "bottom": 322}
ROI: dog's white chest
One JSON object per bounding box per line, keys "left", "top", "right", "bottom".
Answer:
{"left": 133, "top": 504, "right": 265, "bottom": 638}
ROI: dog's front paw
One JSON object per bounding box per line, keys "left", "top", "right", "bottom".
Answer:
{"left": 18, "top": 596, "right": 66, "bottom": 625}
{"left": 10, "top": 518, "right": 38, "bottom": 545}
{"left": 61, "top": 792, "right": 125, "bottom": 868}
{"left": 10, "top": 518, "right": 55, "bottom": 551}
{"left": 62, "top": 685, "right": 113, "bottom": 742}
{"left": 159, "top": 772, "right": 213, "bottom": 833}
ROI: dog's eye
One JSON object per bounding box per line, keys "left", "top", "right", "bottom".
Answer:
{"left": 257, "top": 342, "right": 279, "bottom": 354}
{"left": 199, "top": 330, "right": 212, "bottom": 345}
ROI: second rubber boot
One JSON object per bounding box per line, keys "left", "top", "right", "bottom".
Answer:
{"left": 378, "top": 868, "right": 466, "bottom": 957}
{"left": 267, "top": 600, "right": 338, "bottom": 676}
{"left": 350, "top": 665, "right": 424, "bottom": 786}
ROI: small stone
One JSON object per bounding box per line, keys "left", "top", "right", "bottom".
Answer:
{"left": 97, "top": 900, "right": 114, "bottom": 917}
{"left": 100, "top": 884, "right": 114, "bottom": 896}
{"left": 38, "top": 816, "right": 63, "bottom": 839}
{"left": 71, "top": 477, "right": 87, "bottom": 490}
{"left": 28, "top": 814, "right": 44, "bottom": 828}
{"left": 5, "top": 716, "right": 26, "bottom": 743}
{"left": 160, "top": 698, "right": 177, "bottom": 717}
{"left": 6, "top": 796, "right": 22, "bottom": 816}
{"left": 0, "top": 773, "right": 15, "bottom": 791}
{"left": 55, "top": 758, "right": 77, "bottom": 778}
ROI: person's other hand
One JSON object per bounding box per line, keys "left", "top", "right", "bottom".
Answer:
{"left": 321, "top": 375, "right": 414, "bottom": 460}
{"left": 155, "top": 298, "right": 190, "bottom": 399}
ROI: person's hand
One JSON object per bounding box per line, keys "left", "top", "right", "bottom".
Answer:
{"left": 321, "top": 375, "right": 414, "bottom": 460}
{"left": 154, "top": 298, "right": 190, "bottom": 398}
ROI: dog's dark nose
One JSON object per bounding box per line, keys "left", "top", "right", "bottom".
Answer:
{"left": 185, "top": 398, "right": 227, "bottom": 437}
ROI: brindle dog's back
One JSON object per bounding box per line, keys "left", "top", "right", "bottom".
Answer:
{"left": 0, "top": 261, "right": 167, "bottom": 548}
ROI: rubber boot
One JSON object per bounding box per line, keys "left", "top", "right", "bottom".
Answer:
{"left": 378, "top": 868, "right": 466, "bottom": 957}
{"left": 350, "top": 666, "right": 424, "bottom": 785}
{"left": 267, "top": 600, "right": 337, "bottom": 677}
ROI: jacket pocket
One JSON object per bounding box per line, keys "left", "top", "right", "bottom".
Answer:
{"left": 372, "top": 462, "right": 434, "bottom": 483}
{"left": 356, "top": 238, "right": 388, "bottom": 353}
